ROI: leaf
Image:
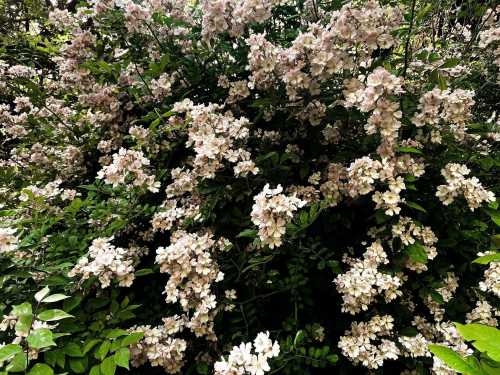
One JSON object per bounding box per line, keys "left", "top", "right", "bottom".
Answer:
{"left": 484, "top": 208, "right": 500, "bottom": 226}
{"left": 100, "top": 357, "right": 116, "bottom": 375}
{"left": 35, "top": 286, "right": 50, "bottom": 302}
{"left": 64, "top": 342, "right": 83, "bottom": 357}
{"left": 42, "top": 294, "right": 70, "bottom": 303}
{"left": 236, "top": 229, "right": 258, "bottom": 238}
{"left": 121, "top": 332, "right": 144, "bottom": 347}
{"left": 456, "top": 323, "right": 500, "bottom": 342}
{"left": 54, "top": 349, "right": 66, "bottom": 368}
{"left": 492, "top": 234, "right": 500, "bottom": 249}
{"left": 89, "top": 365, "right": 101, "bottom": 375}
{"left": 63, "top": 296, "right": 82, "bottom": 313}
{"left": 69, "top": 358, "right": 87, "bottom": 374}
{"left": 12, "top": 302, "right": 32, "bottom": 317}
{"left": 405, "top": 201, "right": 427, "bottom": 213}
{"left": 327, "top": 354, "right": 339, "bottom": 363}
{"left": 113, "top": 348, "right": 129, "bottom": 369}
{"left": 455, "top": 323, "right": 500, "bottom": 361}
{"left": 44, "top": 351, "right": 57, "bottom": 367}
{"left": 95, "top": 340, "right": 111, "bottom": 361}
{"left": 15, "top": 313, "right": 33, "bottom": 336}
{"left": 472, "top": 253, "right": 500, "bottom": 265}
{"left": 6, "top": 352, "right": 27, "bottom": 372}
{"left": 405, "top": 243, "right": 428, "bottom": 263}
{"left": 440, "top": 58, "right": 460, "bottom": 69}
{"left": 105, "top": 329, "right": 128, "bottom": 339}
{"left": 29, "top": 363, "right": 54, "bottom": 375}
{"left": 397, "top": 146, "right": 423, "bottom": 155}
{"left": 83, "top": 339, "right": 101, "bottom": 354}
{"left": 428, "top": 344, "right": 483, "bottom": 375}
{"left": 293, "top": 330, "right": 304, "bottom": 347}
{"left": 135, "top": 268, "right": 154, "bottom": 277}
{"left": 38, "top": 309, "right": 73, "bottom": 321}
{"left": 430, "top": 291, "right": 445, "bottom": 304}
{"left": 27, "top": 328, "right": 56, "bottom": 349}
{"left": 196, "top": 362, "right": 209, "bottom": 375}
{"left": 0, "top": 344, "right": 22, "bottom": 362}
{"left": 481, "top": 358, "right": 500, "bottom": 375}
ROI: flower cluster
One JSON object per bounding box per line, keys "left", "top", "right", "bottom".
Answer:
{"left": 425, "top": 272, "right": 459, "bottom": 321}
{"left": 436, "top": 163, "right": 495, "bottom": 210}
{"left": 338, "top": 315, "right": 399, "bottom": 369}
{"left": 97, "top": 148, "right": 160, "bottom": 192}
{"left": 69, "top": 237, "right": 146, "bottom": 288}
{"left": 155, "top": 230, "right": 225, "bottom": 339}
{"left": 478, "top": 254, "right": 500, "bottom": 298}
{"left": 398, "top": 334, "right": 430, "bottom": 358}
{"left": 334, "top": 241, "right": 402, "bottom": 314}
{"left": 129, "top": 317, "right": 187, "bottom": 374}
{"left": 0, "top": 228, "right": 18, "bottom": 254}
{"left": 391, "top": 217, "right": 438, "bottom": 272}
{"left": 214, "top": 331, "right": 280, "bottom": 375}
{"left": 466, "top": 300, "right": 499, "bottom": 326}
{"left": 343, "top": 67, "right": 404, "bottom": 148}
{"left": 150, "top": 72, "right": 178, "bottom": 101}
{"left": 411, "top": 88, "right": 475, "bottom": 141}
{"left": 174, "top": 100, "right": 258, "bottom": 179}
{"left": 201, "top": 0, "right": 280, "bottom": 40}
{"left": 251, "top": 184, "right": 306, "bottom": 248}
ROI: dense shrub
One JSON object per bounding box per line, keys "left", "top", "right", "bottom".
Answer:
{"left": 0, "top": 0, "right": 499, "bottom": 374}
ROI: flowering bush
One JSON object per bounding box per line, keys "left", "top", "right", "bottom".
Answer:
{"left": 0, "top": 0, "right": 499, "bottom": 374}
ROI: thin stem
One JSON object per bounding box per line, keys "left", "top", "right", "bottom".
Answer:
{"left": 403, "top": 0, "right": 417, "bottom": 78}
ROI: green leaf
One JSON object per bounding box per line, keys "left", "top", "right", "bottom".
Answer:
{"left": 42, "top": 294, "right": 70, "bottom": 303}
{"left": 293, "top": 330, "right": 304, "bottom": 347}
{"left": 35, "top": 286, "right": 50, "bottom": 302}
{"left": 27, "top": 328, "right": 56, "bottom": 349}
{"left": 29, "top": 363, "right": 54, "bottom": 375}
{"left": 105, "top": 329, "right": 128, "bottom": 339}
{"left": 89, "top": 365, "right": 101, "bottom": 375}
{"left": 428, "top": 344, "right": 482, "bottom": 375}
{"left": 405, "top": 201, "right": 427, "bottom": 213}
{"left": 484, "top": 208, "right": 500, "bottom": 226}
{"left": 440, "top": 58, "right": 460, "bottom": 69}
{"left": 455, "top": 323, "right": 500, "bottom": 361}
{"left": 11, "top": 302, "right": 33, "bottom": 334}
{"left": 327, "top": 354, "right": 339, "bottom": 363}
{"left": 6, "top": 352, "right": 27, "bottom": 372}
{"left": 397, "top": 146, "right": 423, "bottom": 155}
{"left": 63, "top": 296, "right": 82, "bottom": 312}
{"left": 95, "top": 340, "right": 111, "bottom": 361}
{"left": 83, "top": 339, "right": 101, "bottom": 354}
{"left": 135, "top": 268, "right": 154, "bottom": 277}
{"left": 15, "top": 313, "right": 33, "bottom": 336}
{"left": 481, "top": 358, "right": 500, "bottom": 375}
{"left": 38, "top": 309, "right": 73, "bottom": 321}
{"left": 54, "top": 349, "right": 66, "bottom": 368}
{"left": 430, "top": 291, "right": 445, "bottom": 304}
{"left": 64, "top": 342, "right": 83, "bottom": 357}
{"left": 113, "top": 348, "right": 129, "bottom": 369}
{"left": 405, "top": 243, "right": 428, "bottom": 263}
{"left": 473, "top": 253, "right": 500, "bottom": 265}
{"left": 0, "top": 344, "right": 22, "bottom": 362}
{"left": 69, "top": 358, "right": 87, "bottom": 374}
{"left": 100, "top": 357, "right": 116, "bottom": 375}
{"left": 44, "top": 351, "right": 56, "bottom": 367}
{"left": 196, "top": 362, "right": 209, "bottom": 374}
{"left": 121, "top": 332, "right": 144, "bottom": 347}
{"left": 236, "top": 229, "right": 258, "bottom": 238}
{"left": 456, "top": 323, "right": 500, "bottom": 342}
